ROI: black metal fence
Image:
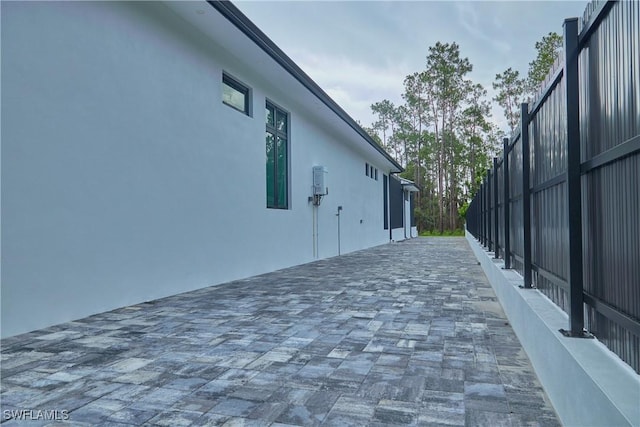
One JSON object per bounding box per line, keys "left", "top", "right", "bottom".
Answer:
{"left": 466, "top": 0, "right": 640, "bottom": 374}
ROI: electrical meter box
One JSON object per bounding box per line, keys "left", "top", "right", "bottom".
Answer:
{"left": 312, "top": 166, "right": 327, "bottom": 195}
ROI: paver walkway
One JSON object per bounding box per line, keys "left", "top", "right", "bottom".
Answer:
{"left": 1, "top": 238, "right": 559, "bottom": 426}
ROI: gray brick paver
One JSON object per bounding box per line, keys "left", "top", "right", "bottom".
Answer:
{"left": 0, "top": 238, "right": 559, "bottom": 425}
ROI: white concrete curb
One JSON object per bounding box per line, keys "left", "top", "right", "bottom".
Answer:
{"left": 466, "top": 230, "right": 640, "bottom": 427}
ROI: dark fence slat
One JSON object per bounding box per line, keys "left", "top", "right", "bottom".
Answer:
{"left": 503, "top": 138, "right": 511, "bottom": 269}
{"left": 487, "top": 169, "right": 492, "bottom": 252}
{"left": 492, "top": 157, "right": 500, "bottom": 258}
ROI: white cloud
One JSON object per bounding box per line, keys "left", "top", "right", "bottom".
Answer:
{"left": 325, "top": 87, "right": 375, "bottom": 125}
{"left": 292, "top": 50, "right": 408, "bottom": 93}
{"left": 455, "top": 2, "right": 511, "bottom": 55}
{"left": 289, "top": 50, "right": 410, "bottom": 125}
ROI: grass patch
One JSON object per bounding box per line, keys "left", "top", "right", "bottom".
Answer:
{"left": 419, "top": 229, "right": 465, "bottom": 237}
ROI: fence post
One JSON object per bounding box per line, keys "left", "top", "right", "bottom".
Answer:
{"left": 521, "top": 103, "right": 533, "bottom": 288}
{"left": 563, "top": 17, "right": 587, "bottom": 337}
{"left": 482, "top": 178, "right": 487, "bottom": 247}
{"left": 480, "top": 179, "right": 484, "bottom": 245}
{"left": 493, "top": 157, "right": 499, "bottom": 259}
{"left": 503, "top": 138, "right": 511, "bottom": 269}
{"left": 485, "top": 179, "right": 489, "bottom": 247}
{"left": 480, "top": 181, "right": 484, "bottom": 245}
{"left": 478, "top": 178, "right": 486, "bottom": 246}
{"left": 487, "top": 168, "right": 492, "bottom": 252}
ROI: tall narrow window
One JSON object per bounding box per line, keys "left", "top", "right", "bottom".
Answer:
{"left": 266, "top": 101, "right": 288, "bottom": 209}
{"left": 222, "top": 73, "right": 250, "bottom": 115}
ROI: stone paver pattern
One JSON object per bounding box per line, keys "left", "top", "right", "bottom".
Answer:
{"left": 1, "top": 237, "right": 559, "bottom": 426}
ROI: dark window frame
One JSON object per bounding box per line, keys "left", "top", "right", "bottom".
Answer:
{"left": 266, "top": 100, "right": 289, "bottom": 209}
{"left": 383, "top": 175, "right": 389, "bottom": 230}
{"left": 222, "top": 73, "right": 250, "bottom": 115}
{"left": 366, "top": 162, "right": 379, "bottom": 180}
{"left": 389, "top": 176, "right": 403, "bottom": 229}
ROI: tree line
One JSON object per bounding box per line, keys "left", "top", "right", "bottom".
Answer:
{"left": 364, "top": 33, "right": 562, "bottom": 233}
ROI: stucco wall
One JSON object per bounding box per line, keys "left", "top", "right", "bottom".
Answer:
{"left": 1, "top": 2, "right": 393, "bottom": 337}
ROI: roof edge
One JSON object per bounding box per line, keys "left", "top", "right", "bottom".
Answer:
{"left": 206, "top": 0, "right": 403, "bottom": 173}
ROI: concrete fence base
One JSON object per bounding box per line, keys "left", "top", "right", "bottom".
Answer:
{"left": 466, "top": 230, "right": 640, "bottom": 427}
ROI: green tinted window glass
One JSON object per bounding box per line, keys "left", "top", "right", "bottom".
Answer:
{"left": 266, "top": 101, "right": 288, "bottom": 209}
{"left": 266, "top": 132, "right": 275, "bottom": 208}
{"left": 277, "top": 136, "right": 288, "bottom": 207}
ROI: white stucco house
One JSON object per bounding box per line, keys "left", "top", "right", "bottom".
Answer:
{"left": 1, "top": 1, "right": 418, "bottom": 338}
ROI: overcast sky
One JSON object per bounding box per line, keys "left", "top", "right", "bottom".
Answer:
{"left": 234, "top": 0, "right": 587, "bottom": 133}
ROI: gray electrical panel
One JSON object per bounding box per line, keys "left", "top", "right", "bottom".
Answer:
{"left": 312, "top": 166, "right": 327, "bottom": 195}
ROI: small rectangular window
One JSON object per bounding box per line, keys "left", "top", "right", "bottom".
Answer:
{"left": 222, "top": 73, "right": 250, "bottom": 115}
{"left": 370, "top": 165, "right": 374, "bottom": 178}
{"left": 375, "top": 169, "right": 378, "bottom": 181}
{"left": 365, "top": 163, "right": 369, "bottom": 177}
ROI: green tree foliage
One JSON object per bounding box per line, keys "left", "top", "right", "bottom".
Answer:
{"left": 364, "top": 33, "right": 565, "bottom": 234}
{"left": 423, "top": 42, "right": 473, "bottom": 233}
{"left": 527, "top": 32, "right": 563, "bottom": 94}
{"left": 492, "top": 68, "right": 526, "bottom": 135}
{"left": 356, "top": 120, "right": 383, "bottom": 146}
{"left": 367, "top": 42, "right": 498, "bottom": 234}
{"left": 492, "top": 32, "right": 562, "bottom": 138}
{"left": 371, "top": 100, "right": 396, "bottom": 152}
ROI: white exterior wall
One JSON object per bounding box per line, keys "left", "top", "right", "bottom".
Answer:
{"left": 1, "top": 2, "right": 393, "bottom": 337}
{"left": 407, "top": 193, "right": 418, "bottom": 238}
{"left": 391, "top": 228, "right": 405, "bottom": 242}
